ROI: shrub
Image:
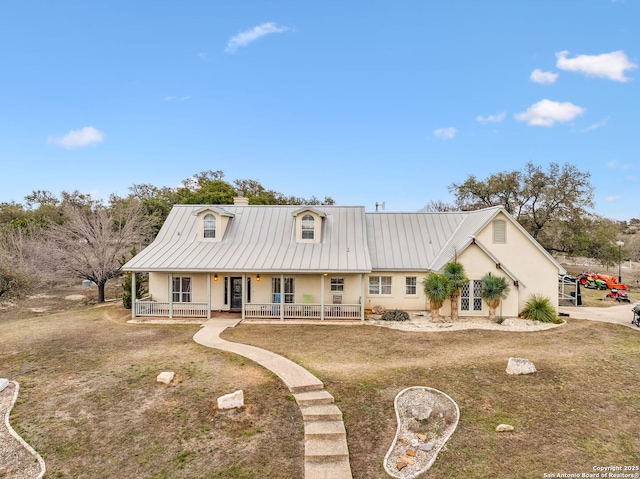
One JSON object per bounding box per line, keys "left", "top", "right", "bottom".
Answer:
{"left": 381, "top": 309, "right": 410, "bottom": 321}
{"left": 520, "top": 294, "right": 561, "bottom": 323}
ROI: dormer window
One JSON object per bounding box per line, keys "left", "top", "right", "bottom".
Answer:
{"left": 194, "top": 207, "right": 234, "bottom": 242}
{"left": 203, "top": 214, "right": 216, "bottom": 238}
{"left": 301, "top": 214, "right": 315, "bottom": 239}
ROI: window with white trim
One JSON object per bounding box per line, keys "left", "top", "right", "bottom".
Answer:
{"left": 460, "top": 280, "right": 482, "bottom": 311}
{"left": 204, "top": 214, "right": 216, "bottom": 238}
{"left": 369, "top": 276, "right": 392, "bottom": 295}
{"left": 172, "top": 276, "right": 192, "bottom": 302}
{"left": 493, "top": 219, "right": 506, "bottom": 243}
{"left": 272, "top": 277, "right": 295, "bottom": 303}
{"left": 301, "top": 214, "right": 315, "bottom": 239}
{"left": 330, "top": 278, "right": 344, "bottom": 292}
{"left": 406, "top": 276, "right": 417, "bottom": 295}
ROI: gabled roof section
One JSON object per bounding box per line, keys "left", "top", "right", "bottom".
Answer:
{"left": 429, "top": 206, "right": 565, "bottom": 274}
{"left": 365, "top": 211, "right": 468, "bottom": 270}
{"left": 291, "top": 206, "right": 326, "bottom": 218}
{"left": 366, "top": 206, "right": 564, "bottom": 275}
{"left": 124, "top": 205, "right": 371, "bottom": 273}
{"left": 192, "top": 206, "right": 234, "bottom": 217}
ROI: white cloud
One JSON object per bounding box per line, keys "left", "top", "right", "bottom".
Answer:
{"left": 515, "top": 99, "right": 585, "bottom": 127}
{"left": 476, "top": 112, "right": 506, "bottom": 124}
{"left": 530, "top": 69, "right": 559, "bottom": 84}
{"left": 556, "top": 50, "right": 637, "bottom": 82}
{"left": 433, "top": 127, "right": 457, "bottom": 140}
{"left": 583, "top": 118, "right": 608, "bottom": 132}
{"left": 606, "top": 195, "right": 621, "bottom": 202}
{"left": 606, "top": 159, "right": 632, "bottom": 170}
{"left": 225, "top": 22, "right": 289, "bottom": 53}
{"left": 47, "top": 126, "right": 105, "bottom": 149}
{"left": 197, "top": 52, "right": 209, "bottom": 60}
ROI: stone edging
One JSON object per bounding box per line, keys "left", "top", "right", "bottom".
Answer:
{"left": 4, "top": 381, "right": 46, "bottom": 479}
{"left": 383, "top": 386, "right": 460, "bottom": 479}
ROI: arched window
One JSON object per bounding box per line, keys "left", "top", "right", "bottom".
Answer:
{"left": 204, "top": 214, "right": 216, "bottom": 238}
{"left": 301, "top": 214, "right": 315, "bottom": 239}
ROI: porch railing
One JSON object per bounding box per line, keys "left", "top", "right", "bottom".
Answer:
{"left": 134, "top": 301, "right": 209, "bottom": 318}
{"left": 244, "top": 303, "right": 362, "bottom": 319}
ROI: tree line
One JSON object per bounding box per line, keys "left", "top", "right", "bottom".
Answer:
{"left": 422, "top": 162, "right": 636, "bottom": 268}
{"left": 0, "top": 163, "right": 635, "bottom": 303}
{"left": 0, "top": 171, "right": 334, "bottom": 301}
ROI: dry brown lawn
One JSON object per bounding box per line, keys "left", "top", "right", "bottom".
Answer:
{"left": 1, "top": 289, "right": 303, "bottom": 479}
{"left": 223, "top": 320, "right": 640, "bottom": 479}
{"left": 2, "top": 284, "right": 640, "bottom": 479}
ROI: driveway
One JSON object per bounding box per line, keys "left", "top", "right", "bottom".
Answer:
{"left": 559, "top": 302, "right": 640, "bottom": 330}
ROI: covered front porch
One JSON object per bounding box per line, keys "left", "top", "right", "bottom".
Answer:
{"left": 131, "top": 272, "right": 366, "bottom": 320}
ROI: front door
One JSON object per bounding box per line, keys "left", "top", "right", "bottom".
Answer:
{"left": 230, "top": 277, "right": 243, "bottom": 311}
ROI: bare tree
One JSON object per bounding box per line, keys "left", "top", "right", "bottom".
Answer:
{"left": 43, "top": 202, "right": 149, "bottom": 302}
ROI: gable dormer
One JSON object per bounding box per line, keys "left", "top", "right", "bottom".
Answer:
{"left": 194, "top": 206, "right": 234, "bottom": 242}
{"left": 292, "top": 207, "right": 325, "bottom": 243}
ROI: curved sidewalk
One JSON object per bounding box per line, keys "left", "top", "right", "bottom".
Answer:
{"left": 193, "top": 318, "right": 353, "bottom": 479}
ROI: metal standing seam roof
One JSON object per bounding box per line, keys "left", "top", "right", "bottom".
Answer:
{"left": 123, "top": 205, "right": 372, "bottom": 273}
{"left": 123, "top": 204, "right": 564, "bottom": 275}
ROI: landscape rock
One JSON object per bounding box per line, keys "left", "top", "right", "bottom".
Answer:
{"left": 411, "top": 405, "right": 433, "bottom": 421}
{"left": 0, "top": 378, "right": 9, "bottom": 392}
{"left": 396, "top": 461, "right": 407, "bottom": 471}
{"left": 400, "top": 455, "right": 415, "bottom": 465}
{"left": 417, "top": 433, "right": 427, "bottom": 441}
{"left": 440, "top": 322, "right": 453, "bottom": 328}
{"left": 406, "top": 449, "right": 416, "bottom": 457}
{"left": 420, "top": 441, "right": 435, "bottom": 451}
{"left": 156, "top": 372, "right": 175, "bottom": 384}
{"left": 410, "top": 438, "right": 420, "bottom": 447}
{"left": 372, "top": 305, "right": 386, "bottom": 315}
{"left": 217, "top": 390, "right": 244, "bottom": 409}
{"left": 506, "top": 357, "right": 537, "bottom": 375}
{"left": 496, "top": 424, "right": 515, "bottom": 432}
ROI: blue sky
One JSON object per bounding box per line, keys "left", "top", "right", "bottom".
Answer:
{"left": 1, "top": 1, "right": 639, "bottom": 219}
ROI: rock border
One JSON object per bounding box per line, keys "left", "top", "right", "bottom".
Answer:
{"left": 2, "top": 381, "right": 46, "bottom": 479}
{"left": 383, "top": 386, "right": 460, "bottom": 479}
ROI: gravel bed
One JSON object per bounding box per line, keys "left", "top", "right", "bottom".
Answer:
{"left": 384, "top": 386, "right": 460, "bottom": 479}
{"left": 0, "top": 383, "right": 45, "bottom": 479}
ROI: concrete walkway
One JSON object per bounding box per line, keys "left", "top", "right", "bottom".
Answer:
{"left": 559, "top": 303, "right": 640, "bottom": 330}
{"left": 193, "top": 318, "right": 353, "bottom": 479}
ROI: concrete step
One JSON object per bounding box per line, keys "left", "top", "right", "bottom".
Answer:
{"left": 305, "top": 457, "right": 353, "bottom": 479}
{"left": 305, "top": 437, "right": 349, "bottom": 462}
{"left": 300, "top": 403, "right": 343, "bottom": 422}
{"left": 294, "top": 389, "right": 335, "bottom": 406}
{"left": 289, "top": 382, "right": 324, "bottom": 394}
{"left": 304, "top": 420, "right": 346, "bottom": 440}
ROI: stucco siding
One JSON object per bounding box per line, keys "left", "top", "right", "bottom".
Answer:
{"left": 474, "top": 212, "right": 560, "bottom": 310}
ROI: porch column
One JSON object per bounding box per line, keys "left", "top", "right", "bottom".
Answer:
{"left": 280, "top": 274, "right": 285, "bottom": 320}
{"left": 169, "top": 273, "right": 174, "bottom": 319}
{"left": 241, "top": 273, "right": 246, "bottom": 320}
{"left": 131, "top": 271, "right": 136, "bottom": 319}
{"left": 320, "top": 274, "right": 325, "bottom": 320}
{"left": 360, "top": 273, "right": 365, "bottom": 321}
{"left": 207, "top": 273, "right": 212, "bottom": 319}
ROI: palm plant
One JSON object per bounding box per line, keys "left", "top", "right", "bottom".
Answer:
{"left": 443, "top": 261, "right": 468, "bottom": 321}
{"left": 422, "top": 273, "right": 451, "bottom": 320}
{"left": 479, "top": 272, "right": 510, "bottom": 320}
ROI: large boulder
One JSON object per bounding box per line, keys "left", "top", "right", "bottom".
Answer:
{"left": 156, "top": 372, "right": 175, "bottom": 384}
{"left": 217, "top": 390, "right": 244, "bottom": 409}
{"left": 0, "top": 378, "right": 9, "bottom": 392}
{"left": 506, "top": 357, "right": 537, "bottom": 375}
